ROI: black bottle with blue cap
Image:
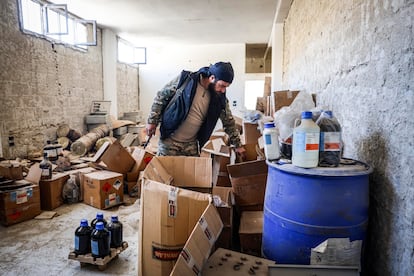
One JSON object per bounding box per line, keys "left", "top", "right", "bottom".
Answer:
{"left": 90, "top": 221, "right": 111, "bottom": 258}
{"left": 91, "top": 212, "right": 107, "bottom": 229}
{"left": 107, "top": 215, "right": 123, "bottom": 248}
{"left": 74, "top": 219, "right": 92, "bottom": 255}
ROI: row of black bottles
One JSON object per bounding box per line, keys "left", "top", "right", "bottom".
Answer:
{"left": 74, "top": 212, "right": 123, "bottom": 258}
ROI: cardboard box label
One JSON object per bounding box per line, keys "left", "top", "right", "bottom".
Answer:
{"left": 152, "top": 243, "right": 183, "bottom": 261}
{"left": 10, "top": 188, "right": 33, "bottom": 204}
{"left": 168, "top": 187, "right": 178, "bottom": 218}
{"left": 113, "top": 179, "right": 122, "bottom": 190}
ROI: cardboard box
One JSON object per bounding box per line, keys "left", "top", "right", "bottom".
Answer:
{"left": 142, "top": 156, "right": 212, "bottom": 188}
{"left": 213, "top": 186, "right": 234, "bottom": 250}
{"left": 272, "top": 90, "right": 300, "bottom": 112}
{"left": 242, "top": 122, "right": 261, "bottom": 145}
{"left": 83, "top": 170, "right": 123, "bottom": 209}
{"left": 39, "top": 173, "right": 70, "bottom": 210}
{"left": 212, "top": 186, "right": 234, "bottom": 227}
{"left": 227, "top": 160, "right": 268, "bottom": 208}
{"left": 239, "top": 211, "right": 263, "bottom": 257}
{"left": 215, "top": 226, "right": 233, "bottom": 250}
{"left": 202, "top": 139, "right": 235, "bottom": 187}
{"left": 127, "top": 147, "right": 155, "bottom": 182}
{"left": 0, "top": 181, "right": 41, "bottom": 226}
{"left": 97, "top": 140, "right": 136, "bottom": 175}
{"left": 201, "top": 248, "right": 274, "bottom": 275}
{"left": 138, "top": 180, "right": 212, "bottom": 276}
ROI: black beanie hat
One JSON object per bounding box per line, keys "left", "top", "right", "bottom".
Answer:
{"left": 209, "top": 62, "right": 234, "bottom": 83}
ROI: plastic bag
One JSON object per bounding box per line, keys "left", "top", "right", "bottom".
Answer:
{"left": 62, "top": 174, "right": 79, "bottom": 204}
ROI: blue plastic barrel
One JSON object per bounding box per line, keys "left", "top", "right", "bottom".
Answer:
{"left": 262, "top": 159, "right": 372, "bottom": 264}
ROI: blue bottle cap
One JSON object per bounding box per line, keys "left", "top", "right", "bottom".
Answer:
{"left": 96, "top": 212, "right": 104, "bottom": 219}
{"left": 325, "top": 110, "right": 333, "bottom": 117}
{"left": 96, "top": 221, "right": 104, "bottom": 230}
{"left": 111, "top": 215, "right": 119, "bottom": 222}
{"left": 80, "top": 219, "right": 88, "bottom": 227}
{"left": 301, "top": 111, "right": 313, "bottom": 119}
{"left": 264, "top": 122, "right": 275, "bottom": 128}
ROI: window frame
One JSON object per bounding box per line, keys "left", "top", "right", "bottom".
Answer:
{"left": 117, "top": 37, "right": 147, "bottom": 66}
{"left": 17, "top": 0, "right": 96, "bottom": 50}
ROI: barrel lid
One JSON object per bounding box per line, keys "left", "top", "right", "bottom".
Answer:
{"left": 267, "top": 158, "right": 373, "bottom": 176}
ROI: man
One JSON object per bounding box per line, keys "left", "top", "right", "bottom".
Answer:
{"left": 146, "top": 61, "right": 246, "bottom": 159}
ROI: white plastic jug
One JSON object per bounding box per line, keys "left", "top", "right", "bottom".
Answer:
{"left": 292, "top": 111, "right": 320, "bottom": 168}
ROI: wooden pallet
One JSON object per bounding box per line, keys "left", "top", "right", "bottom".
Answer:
{"left": 68, "top": 241, "right": 128, "bottom": 270}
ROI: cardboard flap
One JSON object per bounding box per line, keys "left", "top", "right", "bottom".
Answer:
{"left": 25, "top": 163, "right": 42, "bottom": 185}
{"left": 145, "top": 156, "right": 212, "bottom": 188}
{"left": 202, "top": 139, "right": 230, "bottom": 157}
{"left": 99, "top": 140, "right": 136, "bottom": 174}
{"left": 142, "top": 157, "right": 174, "bottom": 185}
{"left": 171, "top": 204, "right": 223, "bottom": 275}
{"left": 227, "top": 160, "right": 267, "bottom": 177}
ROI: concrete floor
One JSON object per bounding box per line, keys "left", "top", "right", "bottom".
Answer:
{"left": 0, "top": 197, "right": 140, "bottom": 276}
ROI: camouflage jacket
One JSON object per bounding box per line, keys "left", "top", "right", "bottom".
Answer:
{"left": 147, "top": 70, "right": 242, "bottom": 148}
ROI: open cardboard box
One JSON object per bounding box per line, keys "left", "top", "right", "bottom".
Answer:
{"left": 227, "top": 160, "right": 268, "bottom": 209}
{"left": 0, "top": 164, "right": 42, "bottom": 226}
{"left": 92, "top": 140, "right": 136, "bottom": 175}
{"left": 139, "top": 155, "right": 226, "bottom": 276}
{"left": 138, "top": 180, "right": 223, "bottom": 276}
{"left": 202, "top": 139, "right": 236, "bottom": 187}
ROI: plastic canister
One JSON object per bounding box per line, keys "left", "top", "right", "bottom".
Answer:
{"left": 90, "top": 221, "right": 111, "bottom": 258}
{"left": 107, "top": 215, "right": 123, "bottom": 248}
{"left": 316, "top": 110, "right": 342, "bottom": 167}
{"left": 292, "top": 111, "right": 320, "bottom": 168}
{"left": 74, "top": 219, "right": 92, "bottom": 255}
{"left": 91, "top": 212, "right": 107, "bottom": 229}
{"left": 263, "top": 122, "right": 280, "bottom": 160}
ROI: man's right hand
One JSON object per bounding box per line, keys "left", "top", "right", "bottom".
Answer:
{"left": 146, "top": 123, "right": 157, "bottom": 137}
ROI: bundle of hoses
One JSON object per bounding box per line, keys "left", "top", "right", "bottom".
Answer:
{"left": 70, "top": 124, "right": 111, "bottom": 156}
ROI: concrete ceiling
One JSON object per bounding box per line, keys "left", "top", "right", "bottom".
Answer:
{"left": 51, "top": 0, "right": 284, "bottom": 46}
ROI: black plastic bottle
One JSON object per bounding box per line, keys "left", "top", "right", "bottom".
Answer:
{"left": 107, "top": 215, "right": 123, "bottom": 248}
{"left": 91, "top": 212, "right": 107, "bottom": 229}
{"left": 316, "top": 110, "right": 342, "bottom": 167}
{"left": 90, "top": 222, "right": 111, "bottom": 258}
{"left": 74, "top": 219, "right": 92, "bottom": 255}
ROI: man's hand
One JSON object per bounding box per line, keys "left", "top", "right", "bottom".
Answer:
{"left": 235, "top": 146, "right": 247, "bottom": 162}
{"left": 146, "top": 123, "right": 157, "bottom": 137}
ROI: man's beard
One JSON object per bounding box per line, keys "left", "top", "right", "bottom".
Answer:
{"left": 208, "top": 82, "right": 218, "bottom": 95}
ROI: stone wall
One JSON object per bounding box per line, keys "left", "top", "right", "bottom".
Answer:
{"left": 283, "top": 0, "right": 413, "bottom": 275}
{"left": 0, "top": 0, "right": 102, "bottom": 158}
{"left": 0, "top": 0, "right": 139, "bottom": 159}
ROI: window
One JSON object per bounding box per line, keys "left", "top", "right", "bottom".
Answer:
{"left": 118, "top": 38, "right": 147, "bottom": 65}
{"left": 244, "top": 80, "right": 265, "bottom": 110}
{"left": 18, "top": 0, "right": 96, "bottom": 49}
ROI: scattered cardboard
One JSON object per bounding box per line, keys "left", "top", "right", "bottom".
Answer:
{"left": 35, "top": 211, "right": 57, "bottom": 219}
{"left": 96, "top": 140, "right": 136, "bottom": 174}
